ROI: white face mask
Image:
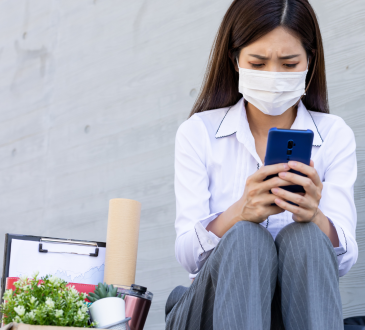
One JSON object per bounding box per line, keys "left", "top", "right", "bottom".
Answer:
{"left": 237, "top": 59, "right": 308, "bottom": 116}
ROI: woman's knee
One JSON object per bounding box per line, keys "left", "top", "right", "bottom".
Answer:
{"left": 206, "top": 221, "right": 278, "bottom": 288}
{"left": 214, "top": 221, "right": 276, "bottom": 261}
{"left": 275, "top": 221, "right": 335, "bottom": 264}
{"left": 225, "top": 220, "right": 274, "bottom": 243}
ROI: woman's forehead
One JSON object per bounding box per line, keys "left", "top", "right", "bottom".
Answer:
{"left": 241, "top": 27, "right": 306, "bottom": 57}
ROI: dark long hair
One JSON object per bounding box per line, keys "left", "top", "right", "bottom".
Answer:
{"left": 190, "top": 0, "right": 329, "bottom": 117}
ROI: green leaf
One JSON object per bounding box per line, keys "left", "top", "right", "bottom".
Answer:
{"left": 111, "top": 287, "right": 118, "bottom": 297}
{"left": 98, "top": 283, "right": 107, "bottom": 298}
{"left": 89, "top": 292, "right": 100, "bottom": 300}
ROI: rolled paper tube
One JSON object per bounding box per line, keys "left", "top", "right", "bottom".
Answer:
{"left": 104, "top": 198, "right": 141, "bottom": 286}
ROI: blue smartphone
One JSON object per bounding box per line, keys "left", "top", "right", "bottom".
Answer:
{"left": 264, "top": 128, "right": 314, "bottom": 194}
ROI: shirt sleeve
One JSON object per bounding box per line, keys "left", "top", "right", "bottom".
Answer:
{"left": 174, "top": 116, "right": 222, "bottom": 274}
{"left": 319, "top": 119, "right": 358, "bottom": 277}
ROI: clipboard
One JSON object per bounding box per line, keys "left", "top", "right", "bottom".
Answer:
{"left": 1, "top": 233, "right": 106, "bottom": 301}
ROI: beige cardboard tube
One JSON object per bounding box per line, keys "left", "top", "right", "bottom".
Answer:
{"left": 104, "top": 198, "right": 141, "bottom": 286}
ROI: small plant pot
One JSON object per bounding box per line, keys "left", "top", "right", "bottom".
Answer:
{"left": 89, "top": 297, "right": 126, "bottom": 328}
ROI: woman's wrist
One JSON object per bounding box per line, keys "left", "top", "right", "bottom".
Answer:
{"left": 311, "top": 208, "right": 323, "bottom": 227}
{"left": 206, "top": 201, "right": 243, "bottom": 238}
{"left": 312, "top": 209, "right": 339, "bottom": 247}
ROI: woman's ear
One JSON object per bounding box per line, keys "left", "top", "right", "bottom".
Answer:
{"left": 235, "top": 60, "right": 239, "bottom": 72}
{"left": 229, "top": 50, "right": 240, "bottom": 72}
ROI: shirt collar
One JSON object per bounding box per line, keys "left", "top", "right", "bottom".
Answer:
{"left": 291, "top": 101, "right": 323, "bottom": 147}
{"left": 215, "top": 98, "right": 323, "bottom": 147}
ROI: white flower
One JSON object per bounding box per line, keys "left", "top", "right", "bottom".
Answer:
{"left": 14, "top": 294, "right": 24, "bottom": 304}
{"left": 32, "top": 271, "right": 39, "bottom": 280}
{"left": 55, "top": 310, "right": 63, "bottom": 318}
{"left": 26, "top": 311, "right": 35, "bottom": 320}
{"left": 74, "top": 309, "right": 85, "bottom": 322}
{"left": 13, "top": 316, "right": 22, "bottom": 323}
{"left": 69, "top": 288, "right": 78, "bottom": 296}
{"left": 80, "top": 305, "right": 88, "bottom": 313}
{"left": 16, "top": 293, "right": 24, "bottom": 300}
{"left": 67, "top": 288, "right": 79, "bottom": 302}
{"left": 30, "top": 296, "right": 37, "bottom": 304}
{"left": 14, "top": 306, "right": 25, "bottom": 316}
{"left": 19, "top": 275, "right": 27, "bottom": 283}
{"left": 3, "top": 289, "right": 13, "bottom": 301}
{"left": 81, "top": 292, "right": 87, "bottom": 299}
{"left": 45, "top": 297, "right": 55, "bottom": 309}
{"left": 48, "top": 276, "right": 61, "bottom": 285}
{"left": 17, "top": 275, "right": 28, "bottom": 288}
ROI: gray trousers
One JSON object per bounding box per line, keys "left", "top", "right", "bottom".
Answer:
{"left": 165, "top": 221, "right": 343, "bottom": 330}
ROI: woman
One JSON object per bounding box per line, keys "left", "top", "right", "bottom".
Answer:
{"left": 166, "top": 0, "right": 357, "bottom": 329}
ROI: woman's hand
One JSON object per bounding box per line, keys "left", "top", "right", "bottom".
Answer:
{"left": 238, "top": 163, "right": 292, "bottom": 223}
{"left": 271, "top": 160, "right": 339, "bottom": 247}
{"left": 206, "top": 163, "right": 291, "bottom": 237}
{"left": 271, "top": 160, "right": 322, "bottom": 222}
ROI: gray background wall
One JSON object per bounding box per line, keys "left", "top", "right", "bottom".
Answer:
{"left": 0, "top": 0, "right": 364, "bottom": 328}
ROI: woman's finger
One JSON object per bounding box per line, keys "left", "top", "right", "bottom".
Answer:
{"left": 288, "top": 161, "right": 321, "bottom": 187}
{"left": 259, "top": 175, "right": 294, "bottom": 192}
{"left": 257, "top": 192, "right": 285, "bottom": 206}
{"left": 278, "top": 171, "right": 316, "bottom": 194}
{"left": 273, "top": 198, "right": 312, "bottom": 221}
{"left": 271, "top": 187, "right": 310, "bottom": 208}
{"left": 253, "top": 163, "right": 290, "bottom": 182}
{"left": 266, "top": 205, "right": 286, "bottom": 216}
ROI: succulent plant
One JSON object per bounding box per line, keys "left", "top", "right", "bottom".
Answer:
{"left": 87, "top": 282, "right": 123, "bottom": 302}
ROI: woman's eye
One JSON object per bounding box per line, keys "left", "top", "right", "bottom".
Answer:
{"left": 284, "top": 63, "right": 298, "bottom": 68}
{"left": 250, "top": 63, "right": 265, "bottom": 68}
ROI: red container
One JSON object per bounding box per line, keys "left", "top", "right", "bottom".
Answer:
{"left": 117, "top": 284, "right": 153, "bottom": 330}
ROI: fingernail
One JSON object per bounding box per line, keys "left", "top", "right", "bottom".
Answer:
{"left": 272, "top": 188, "right": 278, "bottom": 194}
{"left": 279, "top": 172, "right": 286, "bottom": 177}
{"left": 275, "top": 198, "right": 281, "bottom": 204}
{"left": 290, "top": 161, "right": 297, "bottom": 167}
{"left": 283, "top": 164, "right": 289, "bottom": 170}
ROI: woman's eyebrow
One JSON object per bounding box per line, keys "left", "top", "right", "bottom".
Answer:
{"left": 248, "top": 54, "right": 300, "bottom": 60}
{"left": 278, "top": 54, "right": 300, "bottom": 59}
{"left": 248, "top": 54, "right": 270, "bottom": 60}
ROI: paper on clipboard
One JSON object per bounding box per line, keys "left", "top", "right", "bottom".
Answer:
{"left": 9, "top": 239, "right": 106, "bottom": 285}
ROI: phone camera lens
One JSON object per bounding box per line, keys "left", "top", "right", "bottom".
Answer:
{"left": 287, "top": 140, "right": 294, "bottom": 149}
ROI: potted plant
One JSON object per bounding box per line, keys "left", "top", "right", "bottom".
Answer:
{"left": 1, "top": 272, "right": 95, "bottom": 327}
{"left": 87, "top": 283, "right": 126, "bottom": 328}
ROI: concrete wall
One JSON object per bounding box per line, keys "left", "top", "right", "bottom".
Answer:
{"left": 0, "top": 0, "right": 364, "bottom": 328}
{"left": 320, "top": 0, "right": 365, "bottom": 319}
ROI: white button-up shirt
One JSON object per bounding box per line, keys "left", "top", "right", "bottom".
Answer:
{"left": 175, "top": 98, "right": 357, "bottom": 279}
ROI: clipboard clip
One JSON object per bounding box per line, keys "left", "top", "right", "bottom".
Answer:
{"left": 38, "top": 238, "right": 99, "bottom": 257}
